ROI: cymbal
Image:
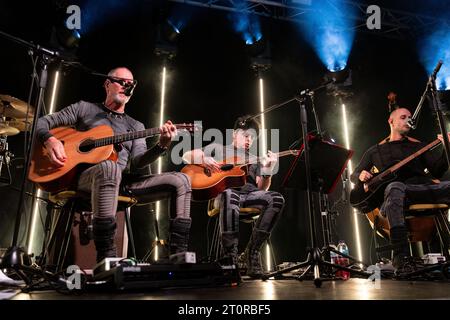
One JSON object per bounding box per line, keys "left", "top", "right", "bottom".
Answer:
{"left": 0, "top": 95, "right": 34, "bottom": 119}
{"left": 0, "top": 123, "right": 20, "bottom": 136}
{"left": 8, "top": 119, "right": 32, "bottom": 131}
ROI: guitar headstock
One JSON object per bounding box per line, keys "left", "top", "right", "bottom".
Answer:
{"left": 175, "top": 123, "right": 202, "bottom": 134}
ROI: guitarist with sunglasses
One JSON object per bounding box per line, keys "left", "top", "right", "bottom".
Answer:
{"left": 350, "top": 104, "right": 449, "bottom": 270}
{"left": 35, "top": 67, "right": 193, "bottom": 263}
{"left": 182, "top": 116, "right": 285, "bottom": 278}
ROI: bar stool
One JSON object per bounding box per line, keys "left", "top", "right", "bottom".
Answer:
{"left": 367, "top": 203, "right": 450, "bottom": 261}
{"left": 206, "top": 196, "right": 276, "bottom": 271}
{"left": 39, "top": 190, "right": 138, "bottom": 272}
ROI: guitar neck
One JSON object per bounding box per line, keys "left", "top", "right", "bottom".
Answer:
{"left": 242, "top": 150, "right": 299, "bottom": 165}
{"left": 378, "top": 138, "right": 441, "bottom": 178}
{"left": 93, "top": 124, "right": 184, "bottom": 147}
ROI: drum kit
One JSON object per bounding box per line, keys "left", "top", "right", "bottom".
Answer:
{"left": 0, "top": 94, "right": 34, "bottom": 186}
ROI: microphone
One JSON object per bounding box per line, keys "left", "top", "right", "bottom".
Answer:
{"left": 431, "top": 60, "right": 443, "bottom": 79}
{"left": 107, "top": 76, "right": 137, "bottom": 96}
{"left": 123, "top": 82, "right": 136, "bottom": 96}
{"left": 239, "top": 116, "right": 250, "bottom": 127}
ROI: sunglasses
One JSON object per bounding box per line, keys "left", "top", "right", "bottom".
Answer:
{"left": 108, "top": 77, "right": 137, "bottom": 87}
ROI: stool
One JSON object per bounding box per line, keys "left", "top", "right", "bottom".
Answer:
{"left": 366, "top": 204, "right": 450, "bottom": 261}
{"left": 39, "top": 190, "right": 138, "bottom": 272}
{"left": 206, "top": 197, "right": 276, "bottom": 271}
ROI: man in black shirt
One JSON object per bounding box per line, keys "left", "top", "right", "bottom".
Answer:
{"left": 351, "top": 107, "right": 449, "bottom": 268}
{"left": 183, "top": 116, "right": 285, "bottom": 278}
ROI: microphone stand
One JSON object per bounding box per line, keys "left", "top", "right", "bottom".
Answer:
{"left": 0, "top": 30, "right": 63, "bottom": 285}
{"left": 408, "top": 60, "right": 450, "bottom": 167}
{"left": 243, "top": 80, "right": 334, "bottom": 125}
{"left": 243, "top": 80, "right": 370, "bottom": 286}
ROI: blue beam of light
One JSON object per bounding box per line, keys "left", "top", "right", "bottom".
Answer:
{"left": 295, "top": 0, "right": 356, "bottom": 72}
{"left": 167, "top": 19, "right": 181, "bottom": 34}
{"left": 227, "top": 1, "right": 262, "bottom": 45}
{"left": 168, "top": 4, "right": 197, "bottom": 35}
{"left": 419, "top": 26, "right": 450, "bottom": 90}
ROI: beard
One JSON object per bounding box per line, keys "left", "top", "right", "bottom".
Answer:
{"left": 112, "top": 93, "right": 130, "bottom": 105}
{"left": 398, "top": 126, "right": 410, "bottom": 135}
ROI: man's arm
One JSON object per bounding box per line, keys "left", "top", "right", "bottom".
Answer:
{"left": 350, "top": 147, "right": 374, "bottom": 184}
{"left": 256, "top": 176, "right": 271, "bottom": 191}
{"left": 132, "top": 120, "right": 176, "bottom": 169}
{"left": 422, "top": 146, "right": 449, "bottom": 179}
{"left": 255, "top": 151, "right": 277, "bottom": 191}
{"left": 37, "top": 101, "right": 85, "bottom": 166}
{"left": 36, "top": 101, "right": 84, "bottom": 143}
{"left": 182, "top": 143, "right": 222, "bottom": 172}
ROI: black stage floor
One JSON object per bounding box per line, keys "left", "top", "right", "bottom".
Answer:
{"left": 5, "top": 278, "right": 450, "bottom": 300}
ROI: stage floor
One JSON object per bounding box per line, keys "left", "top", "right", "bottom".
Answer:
{"left": 6, "top": 278, "right": 450, "bottom": 300}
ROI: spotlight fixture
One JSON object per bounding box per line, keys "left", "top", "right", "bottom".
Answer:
{"left": 155, "top": 19, "right": 179, "bottom": 60}
{"left": 325, "top": 68, "right": 351, "bottom": 84}
{"left": 49, "top": 22, "right": 81, "bottom": 59}
{"left": 247, "top": 36, "right": 271, "bottom": 74}
{"left": 325, "top": 68, "right": 352, "bottom": 98}
{"left": 48, "top": 2, "right": 83, "bottom": 57}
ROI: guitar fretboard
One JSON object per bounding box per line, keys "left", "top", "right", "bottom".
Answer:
{"left": 370, "top": 138, "right": 441, "bottom": 184}
{"left": 236, "top": 150, "right": 300, "bottom": 165}
{"left": 94, "top": 127, "right": 161, "bottom": 147}
{"left": 90, "top": 124, "right": 190, "bottom": 148}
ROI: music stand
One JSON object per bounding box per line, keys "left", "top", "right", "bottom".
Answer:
{"left": 261, "top": 126, "right": 370, "bottom": 287}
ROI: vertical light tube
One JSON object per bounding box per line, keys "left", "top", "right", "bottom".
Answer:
{"left": 342, "top": 103, "right": 363, "bottom": 262}
{"left": 259, "top": 78, "right": 267, "bottom": 155}
{"left": 154, "top": 66, "right": 167, "bottom": 261}
{"left": 259, "top": 77, "right": 272, "bottom": 271}
{"left": 27, "top": 70, "right": 60, "bottom": 254}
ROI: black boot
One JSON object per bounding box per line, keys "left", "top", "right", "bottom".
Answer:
{"left": 245, "top": 229, "right": 270, "bottom": 278}
{"left": 93, "top": 216, "right": 117, "bottom": 262}
{"left": 221, "top": 231, "right": 239, "bottom": 265}
{"left": 169, "top": 217, "right": 191, "bottom": 255}
{"left": 390, "top": 225, "right": 410, "bottom": 269}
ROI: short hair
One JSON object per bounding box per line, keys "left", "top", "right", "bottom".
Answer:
{"left": 107, "top": 67, "right": 132, "bottom": 78}
{"left": 234, "top": 115, "right": 260, "bottom": 132}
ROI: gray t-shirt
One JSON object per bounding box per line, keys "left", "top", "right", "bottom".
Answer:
{"left": 36, "top": 100, "right": 162, "bottom": 172}
{"left": 203, "top": 143, "right": 261, "bottom": 193}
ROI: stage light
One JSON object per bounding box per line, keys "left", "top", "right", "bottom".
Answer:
{"left": 155, "top": 19, "right": 179, "bottom": 60}
{"left": 325, "top": 68, "right": 351, "bottom": 84}
{"left": 229, "top": 10, "right": 262, "bottom": 46}
{"left": 49, "top": 20, "right": 81, "bottom": 59}
{"left": 418, "top": 26, "right": 450, "bottom": 91}
{"left": 55, "top": 26, "right": 81, "bottom": 49}
{"left": 294, "top": 1, "right": 356, "bottom": 73}
{"left": 326, "top": 68, "right": 353, "bottom": 99}
{"left": 257, "top": 77, "right": 272, "bottom": 271}
{"left": 247, "top": 37, "right": 272, "bottom": 74}
{"left": 154, "top": 66, "right": 167, "bottom": 262}
{"left": 341, "top": 103, "right": 363, "bottom": 263}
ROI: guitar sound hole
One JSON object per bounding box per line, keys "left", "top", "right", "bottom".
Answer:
{"left": 220, "top": 164, "right": 234, "bottom": 171}
{"left": 79, "top": 139, "right": 95, "bottom": 153}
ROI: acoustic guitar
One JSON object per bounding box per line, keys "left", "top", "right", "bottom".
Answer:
{"left": 181, "top": 149, "right": 300, "bottom": 201}
{"left": 28, "top": 123, "right": 196, "bottom": 192}
{"left": 349, "top": 138, "right": 441, "bottom": 213}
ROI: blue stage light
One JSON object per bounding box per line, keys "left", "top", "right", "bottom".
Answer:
{"left": 295, "top": 0, "right": 356, "bottom": 72}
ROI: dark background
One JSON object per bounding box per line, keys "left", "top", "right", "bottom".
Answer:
{"left": 0, "top": 0, "right": 449, "bottom": 266}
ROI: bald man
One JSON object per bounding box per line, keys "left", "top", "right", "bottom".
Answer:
{"left": 36, "top": 67, "right": 192, "bottom": 263}
{"left": 351, "top": 108, "right": 449, "bottom": 270}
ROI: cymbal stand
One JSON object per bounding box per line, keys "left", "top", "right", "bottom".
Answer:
{"left": 0, "top": 135, "right": 14, "bottom": 186}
